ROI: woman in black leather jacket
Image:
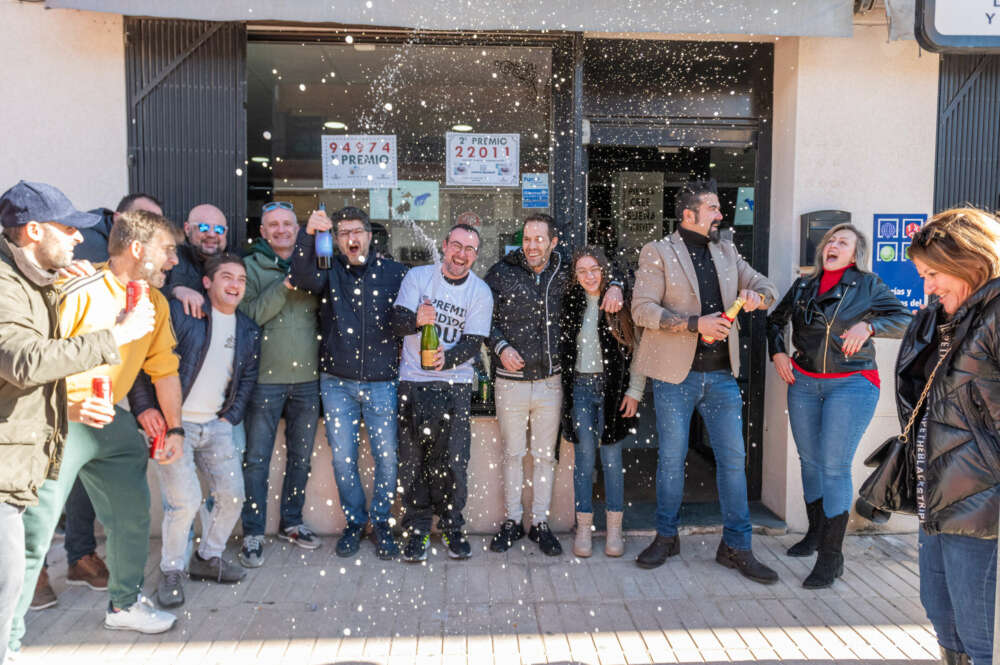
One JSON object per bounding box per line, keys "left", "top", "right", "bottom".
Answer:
{"left": 767, "top": 224, "right": 911, "bottom": 589}
{"left": 899, "top": 208, "right": 1000, "bottom": 665}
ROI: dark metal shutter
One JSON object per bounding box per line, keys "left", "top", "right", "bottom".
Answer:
{"left": 125, "top": 18, "right": 247, "bottom": 249}
{"left": 934, "top": 55, "right": 1000, "bottom": 213}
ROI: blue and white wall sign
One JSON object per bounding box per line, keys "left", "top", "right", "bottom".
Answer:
{"left": 872, "top": 213, "right": 928, "bottom": 311}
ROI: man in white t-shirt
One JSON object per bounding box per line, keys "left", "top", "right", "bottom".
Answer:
{"left": 390, "top": 224, "right": 494, "bottom": 562}
{"left": 129, "top": 254, "right": 261, "bottom": 608}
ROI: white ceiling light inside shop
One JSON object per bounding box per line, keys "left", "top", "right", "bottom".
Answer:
{"left": 46, "top": 0, "right": 856, "bottom": 38}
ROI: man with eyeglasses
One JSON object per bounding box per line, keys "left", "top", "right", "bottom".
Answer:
{"left": 290, "top": 205, "right": 407, "bottom": 560}
{"left": 236, "top": 201, "right": 322, "bottom": 567}
{"left": 164, "top": 203, "right": 229, "bottom": 319}
{"left": 389, "top": 224, "right": 493, "bottom": 562}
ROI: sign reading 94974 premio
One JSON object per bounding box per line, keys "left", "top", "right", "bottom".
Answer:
{"left": 321, "top": 135, "right": 398, "bottom": 190}
{"left": 446, "top": 133, "right": 519, "bottom": 187}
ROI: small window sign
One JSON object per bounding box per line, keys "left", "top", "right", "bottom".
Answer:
{"left": 916, "top": 0, "right": 1000, "bottom": 53}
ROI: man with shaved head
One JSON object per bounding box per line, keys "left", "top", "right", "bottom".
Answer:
{"left": 164, "top": 203, "right": 228, "bottom": 318}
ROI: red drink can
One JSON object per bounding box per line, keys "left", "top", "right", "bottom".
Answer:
{"left": 125, "top": 281, "right": 147, "bottom": 312}
{"left": 91, "top": 376, "right": 112, "bottom": 401}
{"left": 149, "top": 430, "right": 166, "bottom": 460}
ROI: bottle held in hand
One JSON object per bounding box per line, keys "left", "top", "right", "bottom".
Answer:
{"left": 420, "top": 306, "right": 439, "bottom": 371}
{"left": 315, "top": 202, "right": 333, "bottom": 270}
{"left": 703, "top": 296, "right": 746, "bottom": 344}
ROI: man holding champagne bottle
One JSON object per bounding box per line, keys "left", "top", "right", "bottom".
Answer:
{"left": 390, "top": 224, "right": 493, "bottom": 562}
{"left": 631, "top": 179, "right": 780, "bottom": 583}
{"left": 291, "top": 205, "right": 407, "bottom": 560}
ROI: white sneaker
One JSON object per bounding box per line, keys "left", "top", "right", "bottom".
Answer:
{"left": 104, "top": 595, "right": 177, "bottom": 634}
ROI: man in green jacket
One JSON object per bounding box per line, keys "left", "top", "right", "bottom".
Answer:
{"left": 0, "top": 181, "right": 155, "bottom": 662}
{"left": 237, "top": 201, "right": 322, "bottom": 567}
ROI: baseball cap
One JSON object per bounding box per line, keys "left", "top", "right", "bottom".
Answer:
{"left": 0, "top": 180, "right": 101, "bottom": 230}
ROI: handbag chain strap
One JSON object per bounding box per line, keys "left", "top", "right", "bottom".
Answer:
{"left": 900, "top": 352, "right": 949, "bottom": 444}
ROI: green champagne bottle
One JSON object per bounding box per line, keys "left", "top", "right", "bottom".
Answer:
{"left": 420, "top": 317, "right": 439, "bottom": 371}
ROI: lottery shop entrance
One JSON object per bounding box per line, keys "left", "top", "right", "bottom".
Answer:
{"left": 577, "top": 40, "right": 774, "bottom": 531}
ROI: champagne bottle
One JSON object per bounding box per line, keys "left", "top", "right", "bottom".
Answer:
{"left": 315, "top": 202, "right": 333, "bottom": 270}
{"left": 702, "top": 296, "right": 746, "bottom": 344}
{"left": 420, "top": 298, "right": 439, "bottom": 370}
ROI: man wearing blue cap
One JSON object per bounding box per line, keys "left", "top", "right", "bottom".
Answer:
{"left": 0, "top": 181, "right": 158, "bottom": 662}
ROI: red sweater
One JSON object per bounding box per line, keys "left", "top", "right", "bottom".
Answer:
{"left": 792, "top": 264, "right": 879, "bottom": 388}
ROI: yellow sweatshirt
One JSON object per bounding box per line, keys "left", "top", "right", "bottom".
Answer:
{"left": 59, "top": 268, "right": 179, "bottom": 404}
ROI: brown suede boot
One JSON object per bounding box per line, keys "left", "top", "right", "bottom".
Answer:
{"left": 573, "top": 512, "right": 593, "bottom": 558}
{"left": 605, "top": 511, "right": 625, "bottom": 557}
{"left": 29, "top": 568, "right": 57, "bottom": 610}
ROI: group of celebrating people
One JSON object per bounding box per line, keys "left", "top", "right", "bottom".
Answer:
{"left": 0, "top": 177, "right": 997, "bottom": 664}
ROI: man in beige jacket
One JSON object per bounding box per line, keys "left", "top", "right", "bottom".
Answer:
{"left": 631, "top": 179, "right": 779, "bottom": 584}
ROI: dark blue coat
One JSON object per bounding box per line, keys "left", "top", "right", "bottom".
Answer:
{"left": 289, "top": 228, "right": 407, "bottom": 382}
{"left": 129, "top": 298, "right": 261, "bottom": 424}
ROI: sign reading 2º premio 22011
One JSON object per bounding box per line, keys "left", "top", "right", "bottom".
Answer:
{"left": 446, "top": 133, "right": 519, "bottom": 187}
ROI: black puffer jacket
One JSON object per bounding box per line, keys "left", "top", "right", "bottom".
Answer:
{"left": 559, "top": 284, "right": 639, "bottom": 446}
{"left": 896, "top": 279, "right": 1000, "bottom": 538}
{"left": 767, "top": 267, "right": 911, "bottom": 373}
{"left": 485, "top": 249, "right": 569, "bottom": 381}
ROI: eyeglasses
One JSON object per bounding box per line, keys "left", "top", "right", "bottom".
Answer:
{"left": 196, "top": 223, "right": 226, "bottom": 235}
{"left": 575, "top": 267, "right": 602, "bottom": 278}
{"left": 447, "top": 241, "right": 479, "bottom": 256}
{"left": 262, "top": 201, "right": 294, "bottom": 213}
{"left": 911, "top": 225, "right": 947, "bottom": 247}
{"left": 337, "top": 228, "right": 368, "bottom": 239}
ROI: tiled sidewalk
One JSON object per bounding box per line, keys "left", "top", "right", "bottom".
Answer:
{"left": 19, "top": 532, "right": 937, "bottom": 664}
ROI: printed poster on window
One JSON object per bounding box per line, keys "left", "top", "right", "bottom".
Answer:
{"left": 446, "top": 133, "right": 519, "bottom": 187}
{"left": 321, "top": 134, "right": 397, "bottom": 189}
{"left": 872, "top": 213, "right": 928, "bottom": 311}
{"left": 616, "top": 172, "right": 663, "bottom": 263}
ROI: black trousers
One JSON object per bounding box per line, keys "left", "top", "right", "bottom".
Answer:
{"left": 396, "top": 381, "right": 472, "bottom": 534}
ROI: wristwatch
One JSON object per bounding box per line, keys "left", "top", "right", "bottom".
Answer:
{"left": 866, "top": 322, "right": 875, "bottom": 337}
{"left": 687, "top": 316, "right": 700, "bottom": 333}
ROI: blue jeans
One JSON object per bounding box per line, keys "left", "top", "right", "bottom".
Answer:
{"left": 241, "top": 381, "right": 320, "bottom": 535}
{"left": 919, "top": 528, "right": 997, "bottom": 663}
{"left": 64, "top": 476, "right": 97, "bottom": 566}
{"left": 158, "top": 419, "right": 244, "bottom": 572}
{"left": 571, "top": 375, "right": 624, "bottom": 513}
{"left": 786, "top": 371, "right": 879, "bottom": 516}
{"left": 320, "top": 374, "right": 398, "bottom": 526}
{"left": 652, "top": 371, "right": 751, "bottom": 549}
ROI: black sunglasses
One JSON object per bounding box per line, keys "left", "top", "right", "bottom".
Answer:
{"left": 196, "top": 223, "right": 226, "bottom": 235}
{"left": 262, "top": 201, "right": 294, "bottom": 213}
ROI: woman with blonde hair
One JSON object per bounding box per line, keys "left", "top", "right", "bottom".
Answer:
{"left": 767, "top": 223, "right": 911, "bottom": 588}
{"left": 897, "top": 208, "right": 1000, "bottom": 665}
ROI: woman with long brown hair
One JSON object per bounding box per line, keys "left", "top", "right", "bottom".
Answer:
{"left": 767, "top": 223, "right": 911, "bottom": 588}
{"left": 560, "top": 246, "right": 645, "bottom": 558}
{"left": 897, "top": 208, "right": 1000, "bottom": 665}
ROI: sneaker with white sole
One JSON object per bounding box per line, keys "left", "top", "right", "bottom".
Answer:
{"left": 238, "top": 534, "right": 265, "bottom": 568}
{"left": 277, "top": 524, "right": 320, "bottom": 550}
{"left": 104, "top": 596, "right": 176, "bottom": 634}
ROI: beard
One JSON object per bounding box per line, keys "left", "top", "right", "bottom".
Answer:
{"left": 138, "top": 259, "right": 167, "bottom": 288}
{"left": 35, "top": 228, "right": 75, "bottom": 271}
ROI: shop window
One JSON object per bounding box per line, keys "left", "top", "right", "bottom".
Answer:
{"left": 246, "top": 39, "right": 554, "bottom": 278}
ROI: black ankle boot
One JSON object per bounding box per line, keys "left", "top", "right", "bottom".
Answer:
{"left": 939, "top": 646, "right": 970, "bottom": 665}
{"left": 787, "top": 497, "right": 823, "bottom": 557}
{"left": 803, "top": 511, "right": 848, "bottom": 589}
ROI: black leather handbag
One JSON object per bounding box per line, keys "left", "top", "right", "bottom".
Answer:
{"left": 856, "top": 352, "right": 948, "bottom": 523}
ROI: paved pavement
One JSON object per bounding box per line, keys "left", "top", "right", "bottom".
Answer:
{"left": 19, "top": 531, "right": 937, "bottom": 664}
